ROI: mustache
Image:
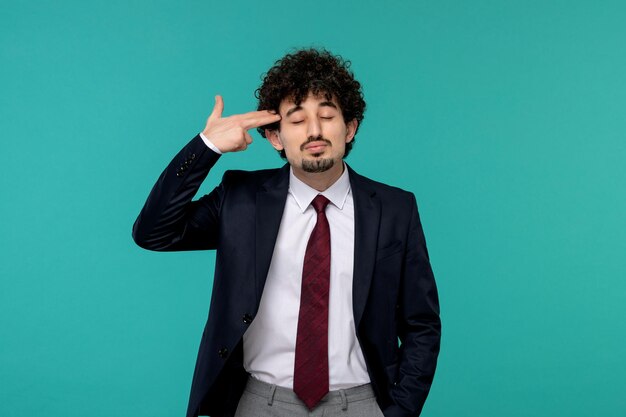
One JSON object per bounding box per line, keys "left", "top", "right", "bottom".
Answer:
{"left": 300, "top": 135, "right": 332, "bottom": 151}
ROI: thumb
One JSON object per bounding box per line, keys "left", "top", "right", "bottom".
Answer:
{"left": 209, "top": 95, "right": 224, "bottom": 121}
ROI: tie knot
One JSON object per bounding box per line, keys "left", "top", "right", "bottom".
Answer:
{"left": 311, "top": 195, "right": 330, "bottom": 214}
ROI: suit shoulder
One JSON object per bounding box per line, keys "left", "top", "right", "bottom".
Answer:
{"left": 353, "top": 171, "right": 416, "bottom": 203}
{"left": 222, "top": 167, "right": 280, "bottom": 180}
{"left": 222, "top": 167, "right": 281, "bottom": 184}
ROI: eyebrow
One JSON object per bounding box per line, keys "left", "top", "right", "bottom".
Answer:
{"left": 285, "top": 105, "right": 302, "bottom": 117}
{"left": 285, "top": 101, "right": 338, "bottom": 117}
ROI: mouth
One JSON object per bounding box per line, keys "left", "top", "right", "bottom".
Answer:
{"left": 305, "top": 143, "right": 327, "bottom": 153}
{"left": 302, "top": 139, "right": 331, "bottom": 154}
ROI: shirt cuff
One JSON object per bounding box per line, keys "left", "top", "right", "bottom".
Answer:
{"left": 199, "top": 132, "right": 223, "bottom": 154}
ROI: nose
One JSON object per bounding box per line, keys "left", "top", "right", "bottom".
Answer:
{"left": 307, "top": 118, "right": 321, "bottom": 138}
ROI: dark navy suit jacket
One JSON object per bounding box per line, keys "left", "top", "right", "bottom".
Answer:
{"left": 133, "top": 135, "right": 441, "bottom": 417}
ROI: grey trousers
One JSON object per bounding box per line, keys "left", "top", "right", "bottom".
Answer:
{"left": 234, "top": 377, "right": 384, "bottom": 417}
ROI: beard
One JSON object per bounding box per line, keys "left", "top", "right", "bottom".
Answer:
{"left": 301, "top": 157, "right": 335, "bottom": 173}
{"left": 299, "top": 135, "right": 335, "bottom": 172}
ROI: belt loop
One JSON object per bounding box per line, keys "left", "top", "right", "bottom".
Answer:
{"left": 267, "top": 384, "right": 277, "bottom": 406}
{"left": 340, "top": 389, "right": 347, "bottom": 411}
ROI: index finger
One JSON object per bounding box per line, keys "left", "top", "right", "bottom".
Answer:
{"left": 239, "top": 111, "right": 282, "bottom": 130}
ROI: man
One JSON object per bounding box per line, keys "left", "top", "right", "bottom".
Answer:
{"left": 133, "top": 48, "right": 441, "bottom": 417}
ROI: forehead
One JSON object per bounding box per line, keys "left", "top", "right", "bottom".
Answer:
{"left": 279, "top": 91, "right": 340, "bottom": 112}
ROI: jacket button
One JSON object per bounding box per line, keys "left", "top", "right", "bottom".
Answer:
{"left": 242, "top": 314, "right": 253, "bottom": 324}
{"left": 218, "top": 348, "right": 228, "bottom": 358}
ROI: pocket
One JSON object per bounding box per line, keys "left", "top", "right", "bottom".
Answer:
{"left": 385, "top": 362, "right": 399, "bottom": 385}
{"left": 234, "top": 390, "right": 264, "bottom": 417}
{"left": 375, "top": 240, "right": 402, "bottom": 261}
{"left": 374, "top": 399, "right": 386, "bottom": 417}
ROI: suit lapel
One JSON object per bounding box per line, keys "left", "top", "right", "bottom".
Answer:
{"left": 253, "top": 163, "right": 380, "bottom": 326}
{"left": 254, "top": 164, "right": 290, "bottom": 305}
{"left": 348, "top": 165, "right": 381, "bottom": 329}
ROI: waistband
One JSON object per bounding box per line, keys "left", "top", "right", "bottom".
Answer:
{"left": 244, "top": 376, "right": 376, "bottom": 410}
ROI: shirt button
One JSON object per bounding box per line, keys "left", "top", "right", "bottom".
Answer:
{"left": 218, "top": 348, "right": 228, "bottom": 358}
{"left": 242, "top": 314, "right": 253, "bottom": 324}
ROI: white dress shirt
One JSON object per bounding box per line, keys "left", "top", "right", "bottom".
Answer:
{"left": 200, "top": 133, "right": 370, "bottom": 390}
{"left": 243, "top": 166, "right": 370, "bottom": 389}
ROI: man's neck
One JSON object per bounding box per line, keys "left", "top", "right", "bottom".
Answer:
{"left": 291, "top": 163, "right": 345, "bottom": 192}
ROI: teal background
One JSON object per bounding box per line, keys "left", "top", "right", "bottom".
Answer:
{"left": 1, "top": 1, "right": 625, "bottom": 416}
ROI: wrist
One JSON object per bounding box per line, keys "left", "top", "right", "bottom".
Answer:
{"left": 199, "top": 132, "right": 223, "bottom": 154}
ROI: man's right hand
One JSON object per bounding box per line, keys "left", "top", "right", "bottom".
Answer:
{"left": 202, "top": 95, "right": 281, "bottom": 153}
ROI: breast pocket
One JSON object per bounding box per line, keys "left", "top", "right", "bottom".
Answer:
{"left": 375, "top": 240, "right": 403, "bottom": 262}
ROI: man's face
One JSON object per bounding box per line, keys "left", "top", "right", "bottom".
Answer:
{"left": 266, "top": 92, "right": 357, "bottom": 176}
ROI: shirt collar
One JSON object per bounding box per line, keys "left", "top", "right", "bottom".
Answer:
{"left": 288, "top": 164, "right": 351, "bottom": 213}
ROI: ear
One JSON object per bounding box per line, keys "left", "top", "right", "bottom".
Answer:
{"left": 345, "top": 119, "right": 358, "bottom": 143}
{"left": 265, "top": 129, "right": 284, "bottom": 151}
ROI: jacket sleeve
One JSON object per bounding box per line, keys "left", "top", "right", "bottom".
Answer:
{"left": 132, "top": 134, "right": 225, "bottom": 251}
{"left": 384, "top": 195, "right": 441, "bottom": 417}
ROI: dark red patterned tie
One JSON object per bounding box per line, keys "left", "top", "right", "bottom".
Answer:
{"left": 294, "top": 195, "right": 331, "bottom": 410}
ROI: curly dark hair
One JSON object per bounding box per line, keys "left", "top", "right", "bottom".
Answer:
{"left": 255, "top": 48, "right": 366, "bottom": 158}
